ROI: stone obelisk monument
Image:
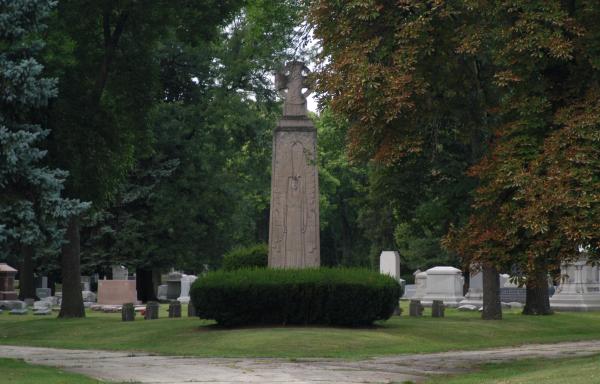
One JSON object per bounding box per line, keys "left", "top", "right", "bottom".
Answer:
{"left": 268, "top": 61, "right": 320, "bottom": 268}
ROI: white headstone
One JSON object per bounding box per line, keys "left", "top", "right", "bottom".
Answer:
{"left": 379, "top": 251, "right": 400, "bottom": 281}
{"left": 422, "top": 266, "right": 464, "bottom": 307}
{"left": 550, "top": 258, "right": 600, "bottom": 311}
{"left": 459, "top": 266, "right": 483, "bottom": 306}
{"left": 111, "top": 265, "right": 128, "bottom": 280}
{"left": 414, "top": 270, "right": 427, "bottom": 300}
{"left": 177, "top": 275, "right": 198, "bottom": 304}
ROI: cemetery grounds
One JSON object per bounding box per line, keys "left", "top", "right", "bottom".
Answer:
{"left": 1, "top": 303, "right": 600, "bottom": 383}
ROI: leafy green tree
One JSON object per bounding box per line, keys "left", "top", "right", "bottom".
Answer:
{"left": 42, "top": 0, "right": 242, "bottom": 317}
{"left": 0, "top": 0, "right": 88, "bottom": 300}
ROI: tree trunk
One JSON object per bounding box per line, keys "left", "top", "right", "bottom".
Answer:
{"left": 136, "top": 268, "right": 157, "bottom": 302}
{"left": 59, "top": 217, "right": 85, "bottom": 318}
{"left": 18, "top": 244, "right": 36, "bottom": 300}
{"left": 523, "top": 263, "right": 553, "bottom": 315}
{"left": 482, "top": 264, "right": 502, "bottom": 320}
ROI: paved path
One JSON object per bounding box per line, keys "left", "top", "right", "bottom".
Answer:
{"left": 2, "top": 341, "right": 600, "bottom": 383}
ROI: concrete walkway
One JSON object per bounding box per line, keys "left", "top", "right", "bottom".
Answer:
{"left": 2, "top": 341, "right": 600, "bottom": 383}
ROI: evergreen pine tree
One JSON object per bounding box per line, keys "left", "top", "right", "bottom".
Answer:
{"left": 0, "top": 0, "right": 89, "bottom": 303}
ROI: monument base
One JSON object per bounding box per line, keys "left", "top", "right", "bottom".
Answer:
{"left": 550, "top": 293, "right": 600, "bottom": 312}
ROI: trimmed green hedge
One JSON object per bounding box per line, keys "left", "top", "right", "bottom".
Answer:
{"left": 222, "top": 243, "right": 268, "bottom": 271}
{"left": 190, "top": 268, "right": 401, "bottom": 326}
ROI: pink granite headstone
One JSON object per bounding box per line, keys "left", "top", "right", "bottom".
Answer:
{"left": 97, "top": 280, "right": 138, "bottom": 305}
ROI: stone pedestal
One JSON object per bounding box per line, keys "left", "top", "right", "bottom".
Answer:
{"left": 422, "top": 266, "right": 464, "bottom": 307}
{"left": 166, "top": 272, "right": 182, "bottom": 300}
{"left": 268, "top": 61, "right": 319, "bottom": 268}
{"left": 0, "top": 264, "right": 18, "bottom": 300}
{"left": 551, "top": 259, "right": 600, "bottom": 312}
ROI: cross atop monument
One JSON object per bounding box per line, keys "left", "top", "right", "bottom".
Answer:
{"left": 275, "top": 61, "right": 311, "bottom": 117}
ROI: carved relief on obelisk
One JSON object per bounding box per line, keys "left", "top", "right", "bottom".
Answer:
{"left": 269, "top": 61, "right": 320, "bottom": 268}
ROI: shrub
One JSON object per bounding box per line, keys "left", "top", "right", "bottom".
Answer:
{"left": 221, "top": 243, "right": 268, "bottom": 271}
{"left": 190, "top": 267, "right": 401, "bottom": 326}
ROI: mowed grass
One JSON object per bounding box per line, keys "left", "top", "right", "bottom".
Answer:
{"left": 1, "top": 303, "right": 600, "bottom": 358}
{"left": 426, "top": 354, "right": 600, "bottom": 384}
{"left": 0, "top": 358, "right": 104, "bottom": 384}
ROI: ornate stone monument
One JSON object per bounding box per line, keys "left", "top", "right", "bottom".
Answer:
{"left": 268, "top": 61, "right": 320, "bottom": 268}
{"left": 550, "top": 258, "right": 600, "bottom": 311}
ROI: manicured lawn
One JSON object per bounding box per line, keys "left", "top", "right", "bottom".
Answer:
{"left": 0, "top": 358, "right": 103, "bottom": 384}
{"left": 425, "top": 354, "right": 600, "bottom": 384}
{"left": 1, "top": 303, "right": 600, "bottom": 358}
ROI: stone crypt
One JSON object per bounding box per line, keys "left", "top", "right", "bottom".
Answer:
{"left": 268, "top": 61, "right": 320, "bottom": 268}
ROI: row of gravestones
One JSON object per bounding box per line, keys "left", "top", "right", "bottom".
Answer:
{"left": 121, "top": 301, "right": 198, "bottom": 321}
{"left": 381, "top": 250, "right": 600, "bottom": 312}
{"left": 409, "top": 300, "right": 445, "bottom": 318}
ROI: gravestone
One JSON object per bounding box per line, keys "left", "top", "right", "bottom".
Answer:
{"left": 413, "top": 270, "right": 427, "bottom": 300}
{"left": 168, "top": 301, "right": 182, "bottom": 318}
{"left": 97, "top": 280, "right": 137, "bottom": 305}
{"left": 35, "top": 276, "right": 48, "bottom": 289}
{"left": 379, "top": 251, "right": 400, "bottom": 281}
{"left": 112, "top": 266, "right": 128, "bottom": 280}
{"left": 0, "top": 263, "right": 18, "bottom": 300}
{"left": 550, "top": 258, "right": 600, "bottom": 311}
{"left": 33, "top": 309, "right": 51, "bottom": 316}
{"left": 188, "top": 300, "right": 197, "bottom": 317}
{"left": 121, "top": 303, "right": 135, "bottom": 321}
{"left": 157, "top": 284, "right": 168, "bottom": 301}
{"left": 166, "top": 272, "right": 182, "bottom": 300}
{"left": 35, "top": 287, "right": 51, "bottom": 299}
{"left": 268, "top": 61, "right": 320, "bottom": 268}
{"left": 432, "top": 300, "right": 445, "bottom": 318}
{"left": 177, "top": 275, "right": 197, "bottom": 304}
{"left": 81, "top": 276, "right": 91, "bottom": 291}
{"left": 10, "top": 308, "right": 27, "bottom": 315}
{"left": 82, "top": 290, "right": 97, "bottom": 302}
{"left": 460, "top": 266, "right": 483, "bottom": 307}
{"left": 422, "top": 266, "right": 464, "bottom": 307}
{"left": 145, "top": 301, "right": 159, "bottom": 320}
{"left": 409, "top": 300, "right": 424, "bottom": 317}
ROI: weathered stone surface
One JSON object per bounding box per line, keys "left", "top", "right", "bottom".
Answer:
{"left": 457, "top": 304, "right": 479, "bottom": 311}
{"left": 168, "top": 301, "right": 181, "bottom": 318}
{"left": 9, "top": 308, "right": 27, "bottom": 315}
{"left": 551, "top": 258, "right": 600, "bottom": 311}
{"left": 97, "top": 280, "right": 137, "bottom": 305}
{"left": 36, "top": 287, "right": 51, "bottom": 299}
{"left": 269, "top": 61, "right": 319, "bottom": 268}
{"left": 422, "top": 266, "right": 464, "bottom": 308}
{"left": 145, "top": 301, "right": 159, "bottom": 320}
{"left": 82, "top": 290, "right": 97, "bottom": 302}
{"left": 111, "top": 266, "right": 128, "bottom": 280}
{"left": 122, "top": 303, "right": 136, "bottom": 321}
{"left": 33, "top": 301, "right": 51, "bottom": 310}
{"left": 409, "top": 300, "right": 423, "bottom": 317}
{"left": 0, "top": 300, "right": 25, "bottom": 310}
{"left": 157, "top": 284, "right": 168, "bottom": 301}
{"left": 431, "top": 300, "right": 445, "bottom": 318}
{"left": 33, "top": 309, "right": 51, "bottom": 316}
